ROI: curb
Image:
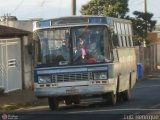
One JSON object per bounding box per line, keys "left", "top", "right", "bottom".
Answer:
{"left": 143, "top": 75, "right": 160, "bottom": 80}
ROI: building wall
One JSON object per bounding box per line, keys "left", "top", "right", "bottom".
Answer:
{"left": 0, "top": 20, "right": 33, "bottom": 32}
{"left": 0, "top": 19, "right": 34, "bottom": 89}
{"left": 138, "top": 43, "right": 160, "bottom": 73}
{"left": 148, "top": 32, "right": 160, "bottom": 43}
{"left": 23, "top": 36, "right": 33, "bottom": 89}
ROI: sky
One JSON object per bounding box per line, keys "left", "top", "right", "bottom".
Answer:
{"left": 0, "top": 0, "right": 159, "bottom": 23}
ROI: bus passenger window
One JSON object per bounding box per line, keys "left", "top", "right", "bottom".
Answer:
{"left": 113, "top": 34, "right": 119, "bottom": 47}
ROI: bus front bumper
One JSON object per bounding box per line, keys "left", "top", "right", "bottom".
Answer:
{"left": 34, "top": 84, "right": 115, "bottom": 97}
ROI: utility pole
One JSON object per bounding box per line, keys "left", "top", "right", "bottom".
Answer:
{"left": 71, "top": 0, "right": 76, "bottom": 15}
{"left": 144, "top": 0, "right": 147, "bottom": 14}
{"left": 144, "top": 0, "right": 147, "bottom": 45}
{"left": 141, "top": 0, "right": 147, "bottom": 74}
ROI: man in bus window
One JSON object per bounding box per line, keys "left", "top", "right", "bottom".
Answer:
{"left": 59, "top": 39, "right": 69, "bottom": 61}
{"left": 61, "top": 39, "right": 68, "bottom": 49}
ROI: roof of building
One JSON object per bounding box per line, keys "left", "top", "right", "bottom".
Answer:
{"left": 0, "top": 25, "right": 31, "bottom": 38}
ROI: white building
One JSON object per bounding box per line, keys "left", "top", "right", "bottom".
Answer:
{"left": 0, "top": 16, "right": 38, "bottom": 92}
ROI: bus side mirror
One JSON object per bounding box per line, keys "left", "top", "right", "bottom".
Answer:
{"left": 27, "top": 42, "right": 32, "bottom": 55}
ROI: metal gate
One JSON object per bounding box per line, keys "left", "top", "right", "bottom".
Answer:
{"left": 0, "top": 38, "right": 22, "bottom": 93}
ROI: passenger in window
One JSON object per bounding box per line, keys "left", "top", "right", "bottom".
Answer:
{"left": 85, "top": 54, "right": 97, "bottom": 63}
{"left": 80, "top": 38, "right": 87, "bottom": 59}
{"left": 59, "top": 39, "right": 69, "bottom": 61}
{"left": 73, "top": 37, "right": 87, "bottom": 64}
{"left": 60, "top": 39, "right": 68, "bottom": 49}
{"left": 75, "top": 38, "right": 87, "bottom": 59}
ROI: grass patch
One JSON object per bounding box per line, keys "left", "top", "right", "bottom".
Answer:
{"left": 0, "top": 102, "right": 35, "bottom": 112}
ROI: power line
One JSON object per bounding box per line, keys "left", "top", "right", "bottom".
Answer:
{"left": 153, "top": 17, "right": 160, "bottom": 18}
{"left": 129, "top": 0, "right": 144, "bottom": 13}
{"left": 11, "top": 0, "right": 24, "bottom": 14}
{"left": 40, "top": 0, "right": 46, "bottom": 7}
{"left": 129, "top": 0, "right": 144, "bottom": 7}
{"left": 129, "top": 0, "right": 140, "bottom": 5}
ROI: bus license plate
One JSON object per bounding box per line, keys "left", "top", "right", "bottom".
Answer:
{"left": 66, "top": 88, "right": 79, "bottom": 95}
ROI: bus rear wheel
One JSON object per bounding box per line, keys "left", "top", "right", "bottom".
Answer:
{"left": 122, "top": 78, "right": 131, "bottom": 101}
{"left": 122, "top": 88, "right": 131, "bottom": 101}
{"left": 48, "top": 97, "right": 59, "bottom": 110}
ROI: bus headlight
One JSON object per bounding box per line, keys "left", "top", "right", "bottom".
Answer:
{"left": 93, "top": 72, "right": 108, "bottom": 80}
{"left": 38, "top": 76, "right": 51, "bottom": 83}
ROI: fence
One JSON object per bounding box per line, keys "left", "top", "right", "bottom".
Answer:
{"left": 136, "top": 42, "right": 160, "bottom": 75}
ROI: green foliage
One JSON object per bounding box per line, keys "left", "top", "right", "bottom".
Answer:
{"left": 80, "top": 0, "right": 129, "bottom": 18}
{"left": 129, "top": 11, "right": 156, "bottom": 45}
{"left": 80, "top": 0, "right": 157, "bottom": 46}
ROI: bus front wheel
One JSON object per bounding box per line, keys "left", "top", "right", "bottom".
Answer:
{"left": 48, "top": 97, "right": 59, "bottom": 110}
{"left": 65, "top": 97, "right": 72, "bottom": 105}
{"left": 73, "top": 97, "right": 80, "bottom": 104}
{"left": 108, "top": 92, "right": 117, "bottom": 105}
{"left": 110, "top": 93, "right": 117, "bottom": 105}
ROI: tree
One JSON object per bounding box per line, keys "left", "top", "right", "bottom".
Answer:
{"left": 80, "top": 0, "right": 129, "bottom": 18}
{"left": 80, "top": 0, "right": 156, "bottom": 46}
{"left": 129, "top": 11, "right": 157, "bottom": 45}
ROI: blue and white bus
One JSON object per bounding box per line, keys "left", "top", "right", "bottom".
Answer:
{"left": 33, "top": 16, "right": 137, "bottom": 110}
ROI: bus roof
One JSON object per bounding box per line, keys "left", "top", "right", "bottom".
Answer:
{"left": 33, "top": 16, "right": 131, "bottom": 31}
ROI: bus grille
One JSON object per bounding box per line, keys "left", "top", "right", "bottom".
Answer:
{"left": 52, "top": 72, "right": 93, "bottom": 83}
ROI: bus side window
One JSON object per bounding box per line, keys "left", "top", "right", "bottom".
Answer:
{"left": 113, "top": 34, "right": 119, "bottom": 47}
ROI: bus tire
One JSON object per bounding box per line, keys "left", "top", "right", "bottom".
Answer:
{"left": 108, "top": 92, "right": 117, "bottom": 105}
{"left": 122, "top": 76, "right": 131, "bottom": 101}
{"left": 48, "top": 97, "right": 59, "bottom": 110}
{"left": 122, "top": 88, "right": 131, "bottom": 101}
{"left": 65, "top": 97, "right": 72, "bottom": 105}
{"left": 73, "top": 97, "right": 80, "bottom": 104}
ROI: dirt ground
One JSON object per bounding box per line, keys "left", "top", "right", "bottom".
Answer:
{"left": 0, "top": 90, "right": 47, "bottom": 112}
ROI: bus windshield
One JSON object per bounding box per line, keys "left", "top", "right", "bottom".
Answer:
{"left": 72, "top": 26, "right": 106, "bottom": 64}
{"left": 34, "top": 26, "right": 111, "bottom": 66}
{"left": 34, "top": 28, "right": 70, "bottom": 66}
